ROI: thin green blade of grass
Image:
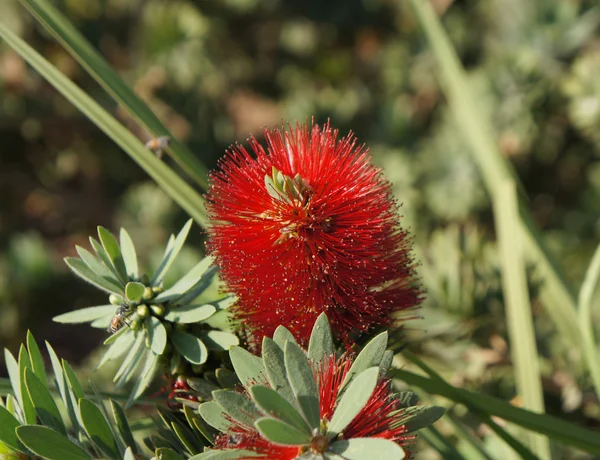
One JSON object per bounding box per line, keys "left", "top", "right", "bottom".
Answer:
{"left": 16, "top": 0, "right": 209, "bottom": 189}
{"left": 578, "top": 242, "right": 600, "bottom": 397}
{"left": 445, "top": 411, "right": 494, "bottom": 460}
{"left": 493, "top": 181, "right": 550, "bottom": 458}
{"left": 419, "top": 425, "right": 464, "bottom": 459}
{"left": 391, "top": 365, "right": 600, "bottom": 455}
{"left": 407, "top": 0, "right": 581, "bottom": 351}
{"left": 0, "top": 23, "right": 208, "bottom": 229}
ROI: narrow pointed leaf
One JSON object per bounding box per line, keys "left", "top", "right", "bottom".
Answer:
{"left": 284, "top": 341, "right": 320, "bottom": 430}
{"left": 327, "top": 367, "right": 379, "bottom": 437}
{"left": 46, "top": 342, "right": 78, "bottom": 432}
{"left": 151, "top": 220, "right": 193, "bottom": 285}
{"left": 79, "top": 398, "right": 119, "bottom": 459}
{"left": 0, "top": 405, "right": 22, "bottom": 453}
{"left": 97, "top": 332, "right": 135, "bottom": 369}
{"left": 26, "top": 331, "right": 46, "bottom": 384}
{"left": 98, "top": 226, "right": 128, "bottom": 284}
{"left": 401, "top": 406, "right": 446, "bottom": 433}
{"left": 197, "top": 331, "right": 239, "bottom": 351}
{"left": 187, "top": 378, "right": 220, "bottom": 400}
{"left": 4, "top": 349, "right": 21, "bottom": 412}
{"left": 254, "top": 418, "right": 312, "bottom": 445}
{"left": 198, "top": 401, "right": 231, "bottom": 432}
{"left": 164, "top": 304, "right": 216, "bottom": 323}
{"left": 119, "top": 228, "right": 139, "bottom": 279}
{"left": 262, "top": 338, "right": 295, "bottom": 404}
{"left": 215, "top": 368, "right": 240, "bottom": 389}
{"left": 24, "top": 368, "right": 66, "bottom": 435}
{"left": 53, "top": 305, "right": 116, "bottom": 324}
{"left": 114, "top": 333, "right": 145, "bottom": 387}
{"left": 250, "top": 385, "right": 312, "bottom": 435}
{"left": 156, "top": 447, "right": 185, "bottom": 460}
{"left": 64, "top": 257, "right": 123, "bottom": 294}
{"left": 307, "top": 313, "right": 334, "bottom": 365}
{"left": 329, "top": 438, "right": 405, "bottom": 459}
{"left": 18, "top": 346, "right": 36, "bottom": 424}
{"left": 126, "top": 350, "right": 160, "bottom": 407}
{"left": 229, "top": 346, "right": 264, "bottom": 388}
{"left": 156, "top": 262, "right": 217, "bottom": 304}
{"left": 76, "top": 246, "right": 119, "bottom": 284}
{"left": 340, "top": 331, "right": 387, "bottom": 390}
{"left": 273, "top": 326, "right": 297, "bottom": 348}
{"left": 110, "top": 400, "right": 137, "bottom": 454}
{"left": 16, "top": 426, "right": 91, "bottom": 460}
{"left": 213, "top": 390, "right": 261, "bottom": 427}
{"left": 171, "top": 330, "right": 208, "bottom": 365}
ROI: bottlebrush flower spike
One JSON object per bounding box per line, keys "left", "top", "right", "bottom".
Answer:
{"left": 207, "top": 121, "right": 422, "bottom": 346}
{"left": 196, "top": 314, "right": 445, "bottom": 459}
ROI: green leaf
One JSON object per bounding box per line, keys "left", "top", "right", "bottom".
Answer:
{"left": 0, "top": 405, "right": 23, "bottom": 453}
{"left": 198, "top": 401, "right": 231, "bottom": 432}
{"left": 97, "top": 331, "right": 135, "bottom": 369}
{"left": 26, "top": 331, "right": 46, "bottom": 384}
{"left": 197, "top": 331, "right": 239, "bottom": 351}
{"left": 0, "top": 24, "right": 208, "bottom": 228}
{"left": 114, "top": 333, "right": 145, "bottom": 387}
{"left": 229, "top": 346, "right": 264, "bottom": 388}
{"left": 75, "top": 246, "right": 120, "bottom": 285}
{"left": 126, "top": 350, "right": 160, "bottom": 407}
{"left": 307, "top": 312, "right": 334, "bottom": 366}
{"left": 329, "top": 438, "right": 405, "bottom": 459}
{"left": 156, "top": 447, "right": 185, "bottom": 460}
{"left": 64, "top": 257, "right": 123, "bottom": 294}
{"left": 284, "top": 341, "right": 320, "bottom": 430}
{"left": 79, "top": 398, "right": 119, "bottom": 459}
{"left": 327, "top": 367, "right": 379, "bottom": 437}
{"left": 110, "top": 400, "right": 137, "bottom": 454}
{"left": 46, "top": 342, "right": 78, "bottom": 433}
{"left": 155, "top": 256, "right": 214, "bottom": 302}
{"left": 119, "top": 228, "right": 139, "bottom": 280}
{"left": 170, "top": 420, "right": 203, "bottom": 455}
{"left": 399, "top": 405, "right": 446, "bottom": 433}
{"left": 215, "top": 369, "right": 239, "bottom": 390}
{"left": 53, "top": 305, "right": 116, "bottom": 324}
{"left": 212, "top": 390, "right": 260, "bottom": 427}
{"left": 171, "top": 330, "right": 208, "bottom": 365}
{"left": 148, "top": 317, "right": 168, "bottom": 355}
{"left": 340, "top": 331, "right": 387, "bottom": 390}
{"left": 152, "top": 220, "right": 193, "bottom": 285}
{"left": 273, "top": 326, "right": 297, "bottom": 348}
{"left": 98, "top": 226, "right": 129, "bottom": 284}
{"left": 187, "top": 378, "right": 220, "bottom": 401}
{"left": 250, "top": 386, "right": 312, "bottom": 435}
{"left": 16, "top": 426, "right": 91, "bottom": 460}
{"left": 123, "top": 446, "right": 136, "bottom": 460}
{"left": 125, "top": 282, "right": 145, "bottom": 302}
{"left": 254, "top": 417, "right": 312, "bottom": 446}
{"left": 18, "top": 345, "right": 36, "bottom": 425}
{"left": 24, "top": 368, "right": 66, "bottom": 435}
{"left": 261, "top": 338, "right": 295, "bottom": 404}
{"left": 4, "top": 349, "right": 21, "bottom": 416}
{"left": 62, "top": 360, "right": 84, "bottom": 400}
{"left": 164, "top": 304, "right": 216, "bottom": 324}
{"left": 379, "top": 350, "right": 394, "bottom": 373}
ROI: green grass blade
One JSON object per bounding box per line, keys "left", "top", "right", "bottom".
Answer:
{"left": 408, "top": 0, "right": 581, "bottom": 351}
{"left": 578, "top": 241, "right": 600, "bottom": 397}
{"left": 390, "top": 366, "right": 600, "bottom": 455}
{"left": 16, "top": 0, "right": 209, "bottom": 188}
{"left": 0, "top": 23, "right": 208, "bottom": 228}
{"left": 493, "top": 180, "right": 550, "bottom": 458}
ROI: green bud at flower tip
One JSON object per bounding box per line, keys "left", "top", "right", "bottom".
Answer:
{"left": 152, "top": 286, "right": 164, "bottom": 294}
{"left": 137, "top": 305, "right": 149, "bottom": 318}
{"left": 143, "top": 286, "right": 154, "bottom": 300}
{"left": 129, "top": 319, "right": 141, "bottom": 331}
{"left": 109, "top": 294, "right": 122, "bottom": 306}
{"left": 151, "top": 304, "right": 165, "bottom": 317}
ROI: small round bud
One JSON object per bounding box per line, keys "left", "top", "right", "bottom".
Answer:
{"left": 151, "top": 304, "right": 166, "bottom": 317}
{"left": 142, "top": 287, "right": 154, "bottom": 301}
{"left": 137, "top": 305, "right": 149, "bottom": 318}
{"left": 129, "top": 319, "right": 141, "bottom": 331}
{"left": 152, "top": 286, "right": 164, "bottom": 294}
{"left": 140, "top": 274, "right": 150, "bottom": 285}
{"left": 109, "top": 294, "right": 122, "bottom": 306}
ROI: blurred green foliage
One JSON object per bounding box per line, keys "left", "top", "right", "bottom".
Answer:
{"left": 1, "top": 0, "right": 600, "bottom": 457}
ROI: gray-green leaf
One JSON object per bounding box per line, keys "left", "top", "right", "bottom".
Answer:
{"left": 284, "top": 341, "right": 320, "bottom": 430}
{"left": 254, "top": 417, "right": 312, "bottom": 445}
{"left": 16, "top": 425, "right": 91, "bottom": 460}
{"left": 171, "top": 329, "right": 208, "bottom": 365}
{"left": 329, "top": 438, "right": 405, "bottom": 459}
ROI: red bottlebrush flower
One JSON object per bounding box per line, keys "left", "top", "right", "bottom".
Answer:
{"left": 207, "top": 121, "right": 421, "bottom": 347}
{"left": 213, "top": 354, "right": 414, "bottom": 459}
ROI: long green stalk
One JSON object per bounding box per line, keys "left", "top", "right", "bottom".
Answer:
{"left": 407, "top": 0, "right": 581, "bottom": 352}
{"left": 0, "top": 23, "right": 208, "bottom": 228}
{"left": 16, "top": 0, "right": 209, "bottom": 189}
{"left": 493, "top": 181, "right": 550, "bottom": 458}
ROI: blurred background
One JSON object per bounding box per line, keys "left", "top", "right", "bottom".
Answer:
{"left": 1, "top": 0, "right": 600, "bottom": 457}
